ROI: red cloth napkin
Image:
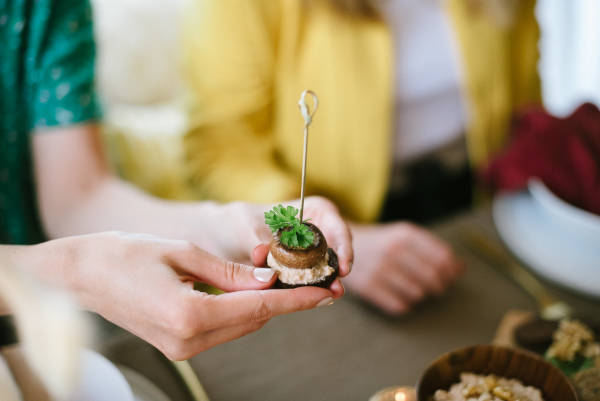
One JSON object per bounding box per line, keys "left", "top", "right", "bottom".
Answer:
{"left": 483, "top": 103, "right": 600, "bottom": 216}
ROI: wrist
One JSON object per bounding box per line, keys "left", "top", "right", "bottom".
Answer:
{"left": 173, "top": 201, "right": 228, "bottom": 256}
{"left": 204, "top": 201, "right": 270, "bottom": 261}
{"left": 22, "top": 237, "right": 80, "bottom": 294}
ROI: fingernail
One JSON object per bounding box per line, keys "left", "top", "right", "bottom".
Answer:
{"left": 316, "top": 297, "right": 334, "bottom": 308}
{"left": 253, "top": 268, "right": 275, "bottom": 283}
{"left": 348, "top": 261, "right": 353, "bottom": 273}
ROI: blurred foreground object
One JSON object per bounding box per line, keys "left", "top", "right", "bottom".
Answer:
{"left": 0, "top": 260, "right": 89, "bottom": 399}
{"left": 484, "top": 103, "right": 600, "bottom": 216}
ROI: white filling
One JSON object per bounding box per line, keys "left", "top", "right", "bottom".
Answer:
{"left": 267, "top": 252, "right": 334, "bottom": 285}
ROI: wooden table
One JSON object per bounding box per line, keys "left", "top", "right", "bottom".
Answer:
{"left": 99, "top": 207, "right": 599, "bottom": 401}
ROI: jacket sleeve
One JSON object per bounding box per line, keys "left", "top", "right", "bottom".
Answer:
{"left": 182, "top": 0, "right": 298, "bottom": 203}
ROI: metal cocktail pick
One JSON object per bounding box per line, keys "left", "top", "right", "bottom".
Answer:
{"left": 297, "top": 90, "right": 319, "bottom": 222}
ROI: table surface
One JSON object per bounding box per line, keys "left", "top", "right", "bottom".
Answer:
{"left": 99, "top": 207, "right": 600, "bottom": 401}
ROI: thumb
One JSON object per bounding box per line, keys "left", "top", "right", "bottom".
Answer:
{"left": 252, "top": 244, "right": 270, "bottom": 267}
{"left": 168, "top": 244, "right": 277, "bottom": 291}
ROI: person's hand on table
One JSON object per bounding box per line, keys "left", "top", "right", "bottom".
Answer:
{"left": 344, "top": 222, "right": 464, "bottom": 315}
{"left": 14, "top": 232, "right": 335, "bottom": 360}
{"left": 221, "top": 196, "right": 354, "bottom": 298}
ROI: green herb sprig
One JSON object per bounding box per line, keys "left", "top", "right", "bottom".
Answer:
{"left": 264, "top": 205, "right": 314, "bottom": 248}
{"left": 546, "top": 355, "right": 594, "bottom": 377}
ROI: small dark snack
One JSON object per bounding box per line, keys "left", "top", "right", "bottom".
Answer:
{"left": 573, "top": 367, "right": 600, "bottom": 401}
{"left": 515, "top": 318, "right": 559, "bottom": 354}
{"left": 274, "top": 249, "right": 339, "bottom": 289}
{"left": 264, "top": 205, "right": 338, "bottom": 288}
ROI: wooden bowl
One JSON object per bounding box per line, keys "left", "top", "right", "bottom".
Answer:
{"left": 416, "top": 345, "right": 578, "bottom": 401}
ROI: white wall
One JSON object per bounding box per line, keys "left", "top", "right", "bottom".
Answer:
{"left": 92, "top": 0, "right": 189, "bottom": 106}
{"left": 537, "top": 0, "right": 600, "bottom": 116}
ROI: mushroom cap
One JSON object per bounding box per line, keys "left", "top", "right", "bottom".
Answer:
{"left": 269, "top": 223, "right": 328, "bottom": 269}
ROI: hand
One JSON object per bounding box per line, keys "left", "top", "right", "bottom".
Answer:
{"left": 224, "top": 196, "right": 354, "bottom": 298}
{"left": 20, "top": 232, "right": 335, "bottom": 360}
{"left": 343, "top": 222, "right": 464, "bottom": 315}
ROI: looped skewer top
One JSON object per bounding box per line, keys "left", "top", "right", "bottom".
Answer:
{"left": 297, "top": 90, "right": 318, "bottom": 222}
{"left": 298, "top": 90, "right": 319, "bottom": 127}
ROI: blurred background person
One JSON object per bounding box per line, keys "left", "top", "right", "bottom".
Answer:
{"left": 181, "top": 0, "right": 541, "bottom": 314}
{"left": 1, "top": 0, "right": 353, "bottom": 396}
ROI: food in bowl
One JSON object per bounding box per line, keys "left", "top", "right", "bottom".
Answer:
{"left": 417, "top": 345, "right": 577, "bottom": 401}
{"left": 432, "top": 372, "right": 545, "bottom": 401}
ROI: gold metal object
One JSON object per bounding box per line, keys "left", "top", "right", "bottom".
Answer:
{"left": 297, "top": 90, "right": 319, "bottom": 222}
{"left": 460, "top": 228, "right": 571, "bottom": 320}
{"left": 171, "top": 360, "right": 210, "bottom": 401}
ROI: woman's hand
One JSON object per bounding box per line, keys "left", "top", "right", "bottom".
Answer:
{"left": 19, "top": 232, "right": 335, "bottom": 360}
{"left": 343, "top": 222, "right": 464, "bottom": 315}
{"left": 236, "top": 196, "right": 354, "bottom": 298}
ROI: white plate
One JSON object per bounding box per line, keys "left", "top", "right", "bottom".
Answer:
{"left": 117, "top": 365, "right": 172, "bottom": 401}
{"left": 528, "top": 179, "right": 600, "bottom": 247}
{"left": 68, "top": 350, "right": 135, "bottom": 401}
{"left": 493, "top": 191, "right": 600, "bottom": 299}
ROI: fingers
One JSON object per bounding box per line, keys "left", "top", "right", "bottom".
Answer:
{"left": 382, "top": 270, "right": 425, "bottom": 304}
{"left": 329, "top": 278, "right": 345, "bottom": 298}
{"left": 251, "top": 244, "right": 270, "bottom": 267}
{"left": 302, "top": 197, "right": 354, "bottom": 277}
{"left": 166, "top": 243, "right": 277, "bottom": 291}
{"left": 404, "top": 225, "right": 464, "bottom": 280}
{"left": 364, "top": 280, "right": 410, "bottom": 315}
{"left": 158, "top": 321, "right": 267, "bottom": 361}
{"left": 157, "top": 284, "right": 334, "bottom": 360}
{"left": 396, "top": 250, "right": 446, "bottom": 295}
{"left": 195, "top": 286, "right": 334, "bottom": 331}
{"left": 190, "top": 320, "right": 268, "bottom": 357}
{"left": 328, "top": 228, "right": 353, "bottom": 278}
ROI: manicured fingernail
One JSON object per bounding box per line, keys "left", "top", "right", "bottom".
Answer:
{"left": 316, "top": 297, "right": 334, "bottom": 308}
{"left": 253, "top": 268, "right": 275, "bottom": 283}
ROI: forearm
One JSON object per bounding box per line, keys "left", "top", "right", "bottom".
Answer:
{"left": 32, "top": 125, "right": 248, "bottom": 257}
{"left": 41, "top": 176, "right": 236, "bottom": 257}
{"left": 33, "top": 127, "right": 347, "bottom": 264}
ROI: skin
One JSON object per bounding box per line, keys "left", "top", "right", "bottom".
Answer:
{"left": 0, "top": 125, "right": 354, "bottom": 359}
{"left": 32, "top": 126, "right": 353, "bottom": 280}
{"left": 344, "top": 222, "right": 465, "bottom": 315}
{"left": 30, "top": 124, "right": 462, "bottom": 318}
{"left": 2, "top": 234, "right": 337, "bottom": 361}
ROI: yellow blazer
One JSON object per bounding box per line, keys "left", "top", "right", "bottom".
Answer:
{"left": 183, "top": 0, "right": 541, "bottom": 222}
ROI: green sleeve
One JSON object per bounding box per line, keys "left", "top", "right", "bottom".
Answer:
{"left": 27, "top": 0, "right": 102, "bottom": 130}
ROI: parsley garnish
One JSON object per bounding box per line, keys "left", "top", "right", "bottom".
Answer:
{"left": 264, "top": 205, "right": 314, "bottom": 248}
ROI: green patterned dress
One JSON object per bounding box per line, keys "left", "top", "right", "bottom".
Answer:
{"left": 0, "top": 0, "right": 102, "bottom": 244}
